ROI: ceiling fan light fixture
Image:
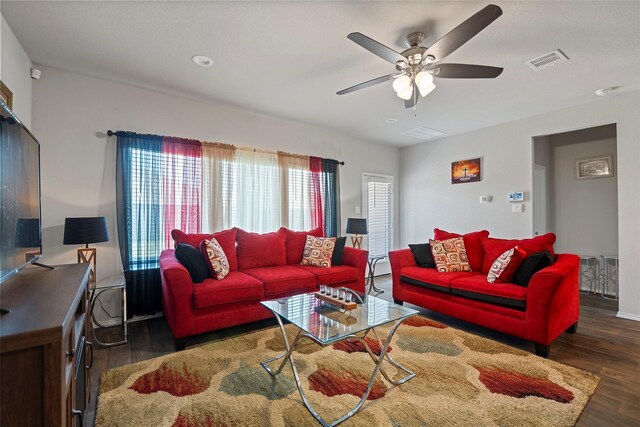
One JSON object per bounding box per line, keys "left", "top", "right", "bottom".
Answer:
{"left": 418, "top": 81, "right": 436, "bottom": 97}
{"left": 392, "top": 75, "right": 412, "bottom": 94}
{"left": 415, "top": 71, "right": 433, "bottom": 88}
{"left": 397, "top": 85, "right": 414, "bottom": 100}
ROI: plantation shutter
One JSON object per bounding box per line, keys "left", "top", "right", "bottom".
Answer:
{"left": 366, "top": 175, "right": 392, "bottom": 258}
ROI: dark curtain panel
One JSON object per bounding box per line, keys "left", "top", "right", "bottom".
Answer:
{"left": 115, "top": 132, "right": 164, "bottom": 316}
{"left": 322, "top": 159, "right": 340, "bottom": 237}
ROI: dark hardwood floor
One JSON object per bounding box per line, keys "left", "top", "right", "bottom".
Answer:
{"left": 86, "top": 275, "right": 640, "bottom": 426}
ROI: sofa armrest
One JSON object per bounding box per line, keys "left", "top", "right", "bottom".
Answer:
{"left": 342, "top": 246, "right": 368, "bottom": 291}
{"left": 159, "top": 249, "right": 196, "bottom": 338}
{"left": 389, "top": 249, "right": 417, "bottom": 300}
{"left": 525, "top": 253, "right": 580, "bottom": 344}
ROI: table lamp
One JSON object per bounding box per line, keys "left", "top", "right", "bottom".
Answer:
{"left": 64, "top": 216, "right": 109, "bottom": 284}
{"left": 346, "top": 218, "right": 367, "bottom": 249}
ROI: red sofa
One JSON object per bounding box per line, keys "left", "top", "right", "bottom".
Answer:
{"left": 389, "top": 230, "right": 579, "bottom": 357}
{"left": 160, "top": 227, "right": 368, "bottom": 349}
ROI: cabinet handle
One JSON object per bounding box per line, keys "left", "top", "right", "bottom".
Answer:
{"left": 85, "top": 341, "right": 94, "bottom": 369}
{"left": 72, "top": 409, "right": 83, "bottom": 426}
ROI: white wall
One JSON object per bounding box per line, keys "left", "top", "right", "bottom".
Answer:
{"left": 31, "top": 65, "right": 400, "bottom": 287}
{"left": 400, "top": 91, "right": 640, "bottom": 320}
{"left": 551, "top": 129, "right": 617, "bottom": 257}
{"left": 0, "top": 15, "right": 32, "bottom": 127}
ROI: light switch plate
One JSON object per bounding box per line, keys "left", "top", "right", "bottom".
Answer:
{"left": 512, "top": 203, "right": 524, "bottom": 213}
{"left": 354, "top": 206, "right": 361, "bottom": 214}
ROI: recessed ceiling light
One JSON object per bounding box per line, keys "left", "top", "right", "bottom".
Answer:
{"left": 385, "top": 118, "right": 398, "bottom": 123}
{"left": 192, "top": 55, "right": 213, "bottom": 67}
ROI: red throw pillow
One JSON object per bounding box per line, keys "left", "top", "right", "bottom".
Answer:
{"left": 171, "top": 228, "right": 238, "bottom": 271}
{"left": 482, "top": 233, "right": 556, "bottom": 274}
{"left": 282, "top": 227, "right": 325, "bottom": 265}
{"left": 236, "top": 228, "right": 287, "bottom": 269}
{"left": 433, "top": 228, "right": 489, "bottom": 272}
{"left": 487, "top": 246, "right": 528, "bottom": 283}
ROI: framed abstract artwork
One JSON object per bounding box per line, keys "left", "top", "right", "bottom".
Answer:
{"left": 575, "top": 155, "right": 614, "bottom": 180}
{"left": 451, "top": 158, "right": 481, "bottom": 184}
{"left": 0, "top": 81, "right": 12, "bottom": 109}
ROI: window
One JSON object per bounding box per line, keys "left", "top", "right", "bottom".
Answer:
{"left": 363, "top": 173, "right": 392, "bottom": 259}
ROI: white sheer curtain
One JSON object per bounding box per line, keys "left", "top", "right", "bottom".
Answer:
{"left": 201, "top": 142, "right": 236, "bottom": 232}
{"left": 233, "top": 149, "right": 281, "bottom": 233}
{"left": 279, "top": 153, "right": 311, "bottom": 231}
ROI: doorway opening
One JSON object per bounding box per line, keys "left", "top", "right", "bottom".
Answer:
{"left": 532, "top": 123, "right": 618, "bottom": 311}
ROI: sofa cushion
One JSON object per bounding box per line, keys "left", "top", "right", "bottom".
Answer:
{"left": 400, "top": 267, "right": 470, "bottom": 293}
{"left": 430, "top": 237, "right": 471, "bottom": 272}
{"left": 174, "top": 243, "right": 209, "bottom": 283}
{"left": 199, "top": 238, "right": 230, "bottom": 280}
{"left": 409, "top": 243, "right": 435, "bottom": 268}
{"left": 331, "top": 237, "right": 347, "bottom": 266}
{"left": 433, "top": 229, "right": 489, "bottom": 272}
{"left": 236, "top": 228, "right": 286, "bottom": 269}
{"left": 192, "top": 271, "right": 263, "bottom": 309}
{"left": 512, "top": 250, "right": 556, "bottom": 287}
{"left": 301, "top": 236, "right": 336, "bottom": 267}
{"left": 482, "top": 233, "right": 556, "bottom": 274}
{"left": 450, "top": 274, "right": 527, "bottom": 310}
{"left": 172, "top": 228, "right": 238, "bottom": 271}
{"left": 242, "top": 265, "right": 316, "bottom": 297}
{"left": 487, "top": 246, "right": 527, "bottom": 284}
{"left": 283, "top": 227, "right": 325, "bottom": 265}
{"left": 295, "top": 265, "right": 358, "bottom": 285}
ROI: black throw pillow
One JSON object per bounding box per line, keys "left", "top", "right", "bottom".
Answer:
{"left": 512, "top": 250, "right": 555, "bottom": 287}
{"left": 409, "top": 243, "right": 435, "bottom": 268}
{"left": 332, "top": 237, "right": 347, "bottom": 266}
{"left": 175, "top": 243, "right": 210, "bottom": 283}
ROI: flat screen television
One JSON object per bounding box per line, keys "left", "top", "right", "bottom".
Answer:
{"left": 0, "top": 101, "right": 43, "bottom": 283}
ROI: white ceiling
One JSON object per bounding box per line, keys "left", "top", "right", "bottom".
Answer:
{"left": 3, "top": 1, "right": 640, "bottom": 147}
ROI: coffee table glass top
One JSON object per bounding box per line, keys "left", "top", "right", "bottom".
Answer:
{"left": 261, "top": 292, "right": 418, "bottom": 345}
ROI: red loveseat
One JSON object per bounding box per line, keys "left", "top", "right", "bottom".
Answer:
{"left": 389, "top": 230, "right": 580, "bottom": 357}
{"left": 160, "top": 227, "right": 368, "bottom": 350}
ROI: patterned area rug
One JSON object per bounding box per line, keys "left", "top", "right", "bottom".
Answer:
{"left": 96, "top": 316, "right": 599, "bottom": 426}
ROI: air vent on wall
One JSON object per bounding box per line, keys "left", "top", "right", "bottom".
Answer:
{"left": 526, "top": 49, "right": 569, "bottom": 71}
{"left": 401, "top": 126, "right": 445, "bottom": 140}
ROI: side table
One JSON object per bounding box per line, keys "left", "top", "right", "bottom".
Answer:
{"left": 600, "top": 255, "right": 619, "bottom": 300}
{"left": 90, "top": 276, "right": 128, "bottom": 347}
{"left": 367, "top": 255, "right": 386, "bottom": 294}
{"left": 579, "top": 256, "right": 599, "bottom": 294}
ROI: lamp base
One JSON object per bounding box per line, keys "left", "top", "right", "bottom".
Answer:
{"left": 77, "top": 247, "right": 97, "bottom": 284}
{"left": 350, "top": 235, "right": 363, "bottom": 249}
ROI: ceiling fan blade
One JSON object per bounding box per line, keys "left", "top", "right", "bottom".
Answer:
{"left": 337, "top": 74, "right": 396, "bottom": 95}
{"left": 434, "top": 63, "right": 503, "bottom": 78}
{"left": 426, "top": 4, "right": 502, "bottom": 62}
{"left": 404, "top": 83, "right": 419, "bottom": 109}
{"left": 347, "top": 32, "right": 406, "bottom": 64}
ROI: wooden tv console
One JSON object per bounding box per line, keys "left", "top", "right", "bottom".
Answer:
{"left": 1, "top": 263, "right": 92, "bottom": 426}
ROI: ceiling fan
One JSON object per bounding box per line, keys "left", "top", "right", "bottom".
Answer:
{"left": 337, "top": 4, "right": 504, "bottom": 110}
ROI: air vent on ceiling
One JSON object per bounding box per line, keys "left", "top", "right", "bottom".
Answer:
{"left": 401, "top": 126, "right": 445, "bottom": 140}
{"left": 526, "top": 49, "right": 569, "bottom": 71}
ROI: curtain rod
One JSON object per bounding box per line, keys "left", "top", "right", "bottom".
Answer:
{"left": 106, "top": 130, "right": 345, "bottom": 165}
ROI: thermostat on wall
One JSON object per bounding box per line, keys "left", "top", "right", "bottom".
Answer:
{"left": 508, "top": 192, "right": 524, "bottom": 202}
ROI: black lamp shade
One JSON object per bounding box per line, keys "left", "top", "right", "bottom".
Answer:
{"left": 15, "top": 218, "right": 41, "bottom": 248}
{"left": 63, "top": 217, "right": 109, "bottom": 245}
{"left": 346, "top": 218, "right": 367, "bottom": 235}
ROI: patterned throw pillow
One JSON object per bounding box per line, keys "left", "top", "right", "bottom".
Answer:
{"left": 429, "top": 237, "right": 471, "bottom": 272}
{"left": 487, "top": 246, "right": 526, "bottom": 283}
{"left": 200, "top": 238, "right": 230, "bottom": 280}
{"left": 301, "top": 236, "right": 336, "bottom": 268}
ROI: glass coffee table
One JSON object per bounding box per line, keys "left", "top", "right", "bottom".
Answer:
{"left": 261, "top": 289, "right": 418, "bottom": 426}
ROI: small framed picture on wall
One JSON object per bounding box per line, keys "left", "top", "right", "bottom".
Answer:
{"left": 0, "top": 81, "right": 13, "bottom": 109}
{"left": 451, "top": 158, "right": 481, "bottom": 184}
{"left": 575, "top": 155, "right": 614, "bottom": 180}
